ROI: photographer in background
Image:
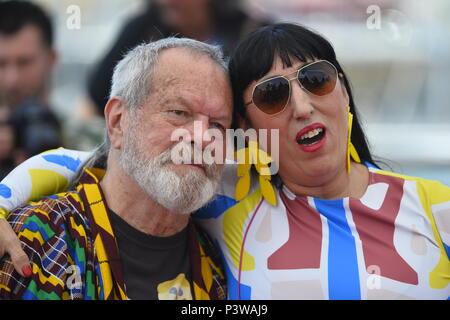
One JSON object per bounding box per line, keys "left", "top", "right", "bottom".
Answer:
{"left": 0, "top": 1, "right": 62, "bottom": 168}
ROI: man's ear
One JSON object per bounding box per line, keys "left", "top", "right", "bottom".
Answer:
{"left": 48, "top": 49, "right": 58, "bottom": 70}
{"left": 104, "top": 97, "right": 125, "bottom": 150}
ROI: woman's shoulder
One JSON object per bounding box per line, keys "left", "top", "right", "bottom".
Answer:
{"left": 369, "top": 167, "right": 450, "bottom": 204}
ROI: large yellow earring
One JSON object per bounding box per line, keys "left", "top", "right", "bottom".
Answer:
{"left": 347, "top": 106, "right": 361, "bottom": 173}
{"left": 235, "top": 140, "right": 276, "bottom": 206}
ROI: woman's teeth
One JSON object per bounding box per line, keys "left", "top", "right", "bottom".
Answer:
{"left": 297, "top": 128, "right": 325, "bottom": 146}
{"left": 300, "top": 128, "right": 323, "bottom": 140}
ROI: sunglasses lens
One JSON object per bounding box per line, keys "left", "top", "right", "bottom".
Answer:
{"left": 298, "top": 61, "right": 337, "bottom": 96}
{"left": 252, "top": 77, "right": 290, "bottom": 115}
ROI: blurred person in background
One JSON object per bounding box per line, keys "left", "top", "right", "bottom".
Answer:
{"left": 0, "top": 121, "right": 15, "bottom": 180}
{"left": 78, "top": 0, "right": 269, "bottom": 119}
{"left": 0, "top": 92, "right": 9, "bottom": 123}
{"left": 0, "top": 93, "right": 14, "bottom": 180}
{"left": 0, "top": 92, "right": 14, "bottom": 180}
{"left": 0, "top": 1, "right": 62, "bottom": 167}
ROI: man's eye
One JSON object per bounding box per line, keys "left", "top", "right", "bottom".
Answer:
{"left": 169, "top": 110, "right": 188, "bottom": 116}
{"left": 17, "top": 57, "right": 33, "bottom": 68}
{"left": 211, "top": 122, "right": 226, "bottom": 131}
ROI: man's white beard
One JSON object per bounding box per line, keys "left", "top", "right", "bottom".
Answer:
{"left": 119, "top": 129, "right": 221, "bottom": 215}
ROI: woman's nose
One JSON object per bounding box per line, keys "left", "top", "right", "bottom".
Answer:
{"left": 290, "top": 80, "right": 314, "bottom": 119}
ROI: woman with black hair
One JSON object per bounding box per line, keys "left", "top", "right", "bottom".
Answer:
{"left": 0, "top": 23, "right": 449, "bottom": 300}
{"left": 215, "top": 23, "right": 450, "bottom": 299}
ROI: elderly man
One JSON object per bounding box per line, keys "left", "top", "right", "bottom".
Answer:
{"left": 0, "top": 38, "right": 232, "bottom": 300}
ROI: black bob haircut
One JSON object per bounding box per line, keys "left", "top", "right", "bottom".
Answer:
{"left": 0, "top": 0, "right": 53, "bottom": 48}
{"left": 228, "top": 22, "right": 378, "bottom": 168}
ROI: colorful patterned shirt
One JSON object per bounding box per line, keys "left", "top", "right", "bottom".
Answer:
{"left": 0, "top": 148, "right": 449, "bottom": 299}
{"left": 0, "top": 167, "right": 226, "bottom": 300}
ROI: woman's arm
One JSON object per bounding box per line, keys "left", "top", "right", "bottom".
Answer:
{"left": 0, "top": 147, "right": 92, "bottom": 276}
{"left": 0, "top": 147, "right": 91, "bottom": 212}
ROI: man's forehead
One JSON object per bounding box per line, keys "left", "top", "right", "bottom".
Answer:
{"left": 0, "top": 25, "right": 49, "bottom": 56}
{"left": 0, "top": 24, "right": 47, "bottom": 46}
{"left": 155, "top": 47, "right": 224, "bottom": 76}
{"left": 141, "top": 47, "right": 231, "bottom": 117}
{"left": 151, "top": 49, "right": 229, "bottom": 96}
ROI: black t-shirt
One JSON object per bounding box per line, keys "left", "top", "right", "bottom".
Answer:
{"left": 109, "top": 210, "right": 192, "bottom": 300}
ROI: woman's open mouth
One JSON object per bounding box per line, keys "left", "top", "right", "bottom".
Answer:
{"left": 296, "top": 124, "right": 327, "bottom": 152}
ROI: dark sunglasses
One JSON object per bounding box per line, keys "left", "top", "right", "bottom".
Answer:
{"left": 245, "top": 60, "right": 339, "bottom": 115}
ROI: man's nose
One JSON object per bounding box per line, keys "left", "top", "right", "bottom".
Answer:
{"left": 290, "top": 81, "right": 314, "bottom": 119}
{"left": 189, "top": 118, "right": 212, "bottom": 151}
{"left": 2, "top": 65, "right": 20, "bottom": 89}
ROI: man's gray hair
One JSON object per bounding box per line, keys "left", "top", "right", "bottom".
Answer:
{"left": 70, "top": 38, "right": 227, "bottom": 186}
{"left": 110, "top": 37, "right": 227, "bottom": 112}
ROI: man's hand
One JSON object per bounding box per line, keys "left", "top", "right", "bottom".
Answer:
{"left": 0, "top": 219, "right": 31, "bottom": 277}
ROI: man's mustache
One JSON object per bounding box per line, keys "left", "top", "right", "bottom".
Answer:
{"left": 158, "top": 142, "right": 220, "bottom": 179}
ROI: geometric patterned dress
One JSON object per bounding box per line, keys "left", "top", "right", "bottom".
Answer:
{"left": 0, "top": 148, "right": 449, "bottom": 299}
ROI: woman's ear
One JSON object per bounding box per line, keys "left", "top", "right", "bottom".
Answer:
{"left": 104, "top": 97, "right": 125, "bottom": 150}
{"left": 339, "top": 74, "right": 350, "bottom": 106}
